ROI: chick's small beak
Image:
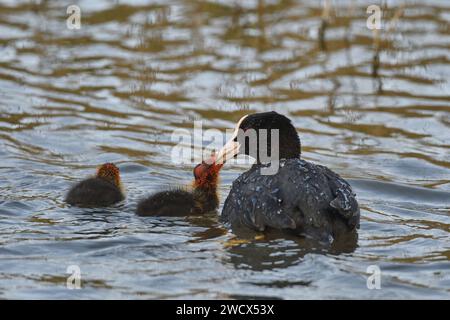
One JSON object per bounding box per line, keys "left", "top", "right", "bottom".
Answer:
{"left": 202, "top": 153, "right": 223, "bottom": 171}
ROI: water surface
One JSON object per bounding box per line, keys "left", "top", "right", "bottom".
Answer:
{"left": 0, "top": 0, "right": 449, "bottom": 299}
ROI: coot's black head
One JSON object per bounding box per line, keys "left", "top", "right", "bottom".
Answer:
{"left": 219, "top": 111, "right": 301, "bottom": 164}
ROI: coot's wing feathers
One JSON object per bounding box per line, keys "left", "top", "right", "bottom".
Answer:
{"left": 317, "top": 165, "right": 360, "bottom": 228}
{"left": 222, "top": 159, "right": 360, "bottom": 233}
{"left": 221, "top": 166, "right": 296, "bottom": 231}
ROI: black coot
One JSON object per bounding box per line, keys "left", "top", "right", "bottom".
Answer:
{"left": 65, "top": 163, "right": 124, "bottom": 207}
{"left": 217, "top": 111, "right": 360, "bottom": 242}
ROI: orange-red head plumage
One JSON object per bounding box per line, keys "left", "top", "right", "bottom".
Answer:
{"left": 96, "top": 163, "right": 121, "bottom": 187}
{"left": 193, "top": 154, "right": 222, "bottom": 191}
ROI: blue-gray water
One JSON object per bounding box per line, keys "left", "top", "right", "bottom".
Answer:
{"left": 0, "top": 0, "right": 449, "bottom": 299}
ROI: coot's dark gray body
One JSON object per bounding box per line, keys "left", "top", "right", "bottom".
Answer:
{"left": 65, "top": 177, "right": 124, "bottom": 207}
{"left": 221, "top": 159, "right": 360, "bottom": 241}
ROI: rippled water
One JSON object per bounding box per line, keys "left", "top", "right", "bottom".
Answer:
{"left": 0, "top": 0, "right": 449, "bottom": 299}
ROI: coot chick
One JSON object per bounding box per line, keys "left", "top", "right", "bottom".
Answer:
{"left": 65, "top": 163, "right": 124, "bottom": 207}
{"left": 136, "top": 155, "right": 223, "bottom": 216}
{"left": 217, "top": 111, "right": 360, "bottom": 242}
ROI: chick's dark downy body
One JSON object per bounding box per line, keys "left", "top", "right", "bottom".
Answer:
{"left": 136, "top": 160, "right": 221, "bottom": 217}
{"left": 136, "top": 188, "right": 218, "bottom": 216}
{"left": 65, "top": 163, "right": 124, "bottom": 207}
{"left": 66, "top": 177, "right": 124, "bottom": 207}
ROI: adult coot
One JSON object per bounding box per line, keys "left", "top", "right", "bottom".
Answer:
{"left": 217, "top": 111, "right": 360, "bottom": 242}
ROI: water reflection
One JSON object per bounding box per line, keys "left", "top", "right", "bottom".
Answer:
{"left": 224, "top": 229, "right": 358, "bottom": 272}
